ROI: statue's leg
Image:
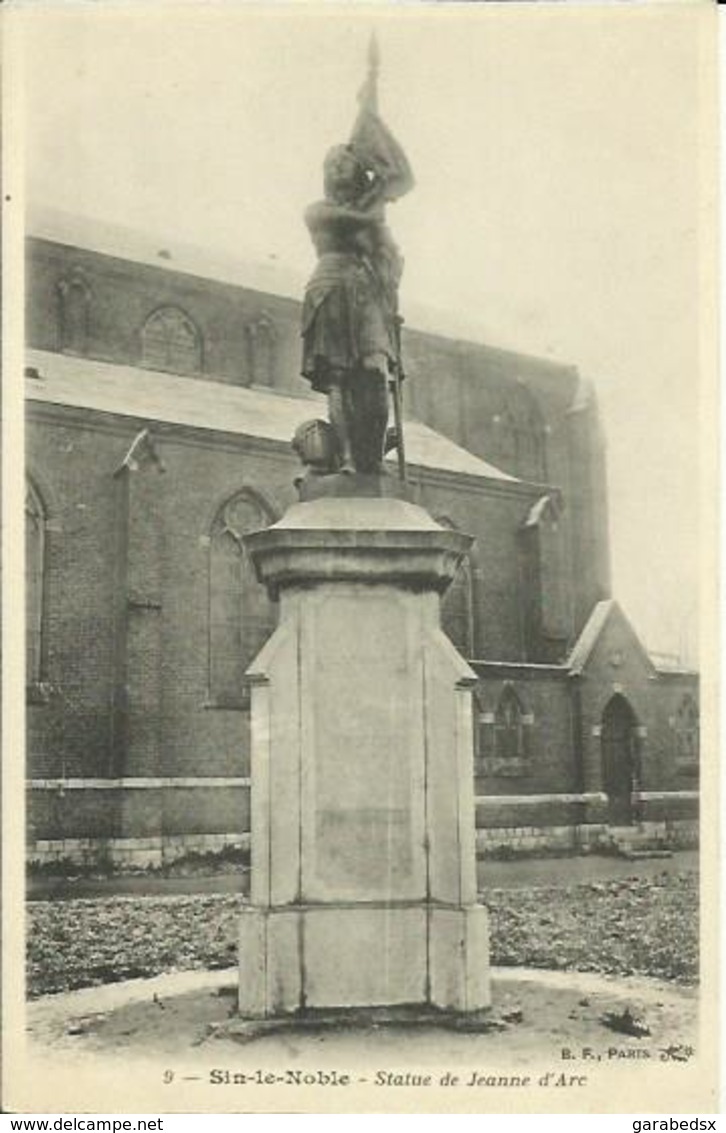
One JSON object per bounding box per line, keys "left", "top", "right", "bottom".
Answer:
{"left": 328, "top": 380, "right": 354, "bottom": 474}
{"left": 341, "top": 382, "right": 358, "bottom": 473}
{"left": 350, "top": 358, "right": 389, "bottom": 473}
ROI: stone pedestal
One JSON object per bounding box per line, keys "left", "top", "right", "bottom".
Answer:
{"left": 239, "top": 497, "right": 490, "bottom": 1019}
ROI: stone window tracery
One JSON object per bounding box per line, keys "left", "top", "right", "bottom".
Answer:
{"left": 494, "top": 385, "right": 546, "bottom": 482}
{"left": 26, "top": 479, "right": 47, "bottom": 687}
{"left": 244, "top": 312, "right": 277, "bottom": 387}
{"left": 141, "top": 306, "right": 201, "bottom": 375}
{"left": 476, "top": 684, "right": 533, "bottom": 777}
{"left": 494, "top": 685, "right": 529, "bottom": 760}
{"left": 57, "top": 269, "right": 91, "bottom": 355}
{"left": 474, "top": 691, "right": 494, "bottom": 765}
{"left": 519, "top": 493, "right": 571, "bottom": 661}
{"left": 673, "top": 694, "right": 699, "bottom": 771}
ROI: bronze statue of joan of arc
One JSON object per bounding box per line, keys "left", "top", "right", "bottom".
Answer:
{"left": 301, "top": 44, "right": 414, "bottom": 476}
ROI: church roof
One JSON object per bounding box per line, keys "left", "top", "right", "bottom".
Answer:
{"left": 27, "top": 204, "right": 306, "bottom": 303}
{"left": 566, "top": 599, "right": 615, "bottom": 674}
{"left": 566, "top": 598, "right": 656, "bottom": 677}
{"left": 648, "top": 652, "right": 697, "bottom": 676}
{"left": 25, "top": 349, "right": 518, "bottom": 484}
{"left": 567, "top": 374, "right": 597, "bottom": 414}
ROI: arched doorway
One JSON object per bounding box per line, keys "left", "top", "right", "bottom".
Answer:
{"left": 601, "top": 694, "right": 637, "bottom": 826}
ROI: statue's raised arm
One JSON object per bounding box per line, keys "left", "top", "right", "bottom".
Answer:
{"left": 299, "top": 37, "right": 414, "bottom": 481}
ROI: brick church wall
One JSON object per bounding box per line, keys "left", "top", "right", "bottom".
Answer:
{"left": 28, "top": 238, "right": 303, "bottom": 393}
{"left": 28, "top": 397, "right": 566, "bottom": 853}
{"left": 27, "top": 415, "right": 120, "bottom": 780}
{"left": 24, "top": 232, "right": 700, "bottom": 861}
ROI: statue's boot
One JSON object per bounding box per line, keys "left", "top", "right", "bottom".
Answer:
{"left": 350, "top": 369, "right": 389, "bottom": 473}
{"left": 328, "top": 385, "right": 355, "bottom": 473}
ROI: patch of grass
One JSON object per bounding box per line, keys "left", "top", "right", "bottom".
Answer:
{"left": 162, "top": 847, "right": 250, "bottom": 876}
{"left": 486, "top": 871, "right": 698, "bottom": 985}
{"left": 27, "top": 845, "right": 250, "bottom": 881}
{"left": 481, "top": 844, "right": 583, "bottom": 863}
{"left": 26, "top": 870, "right": 698, "bottom": 998}
{"left": 28, "top": 894, "right": 243, "bottom": 997}
{"left": 28, "top": 858, "right": 117, "bottom": 879}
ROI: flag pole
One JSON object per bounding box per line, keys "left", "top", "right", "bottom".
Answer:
{"left": 359, "top": 33, "right": 408, "bottom": 484}
{"left": 367, "top": 32, "right": 380, "bottom": 112}
{"left": 391, "top": 319, "right": 408, "bottom": 483}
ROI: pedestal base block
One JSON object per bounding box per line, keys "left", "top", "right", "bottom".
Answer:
{"left": 429, "top": 905, "right": 490, "bottom": 1012}
{"left": 238, "top": 902, "right": 490, "bottom": 1018}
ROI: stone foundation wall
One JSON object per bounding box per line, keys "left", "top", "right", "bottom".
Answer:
{"left": 27, "top": 781, "right": 699, "bottom": 868}
{"left": 475, "top": 818, "right": 699, "bottom": 857}
{"left": 28, "top": 831, "right": 250, "bottom": 869}
{"left": 32, "top": 818, "right": 697, "bottom": 868}
{"left": 629, "top": 818, "right": 699, "bottom": 849}
{"left": 475, "top": 823, "right": 610, "bottom": 856}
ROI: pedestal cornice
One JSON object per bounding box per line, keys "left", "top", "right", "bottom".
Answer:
{"left": 246, "top": 498, "right": 473, "bottom": 598}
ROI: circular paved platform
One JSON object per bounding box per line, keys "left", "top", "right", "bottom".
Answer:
{"left": 27, "top": 965, "right": 696, "bottom": 1068}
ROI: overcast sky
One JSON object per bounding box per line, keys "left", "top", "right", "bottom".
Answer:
{"left": 18, "top": 2, "right": 713, "bottom": 661}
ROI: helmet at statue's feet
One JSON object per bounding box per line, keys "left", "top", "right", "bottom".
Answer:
{"left": 291, "top": 418, "right": 340, "bottom": 472}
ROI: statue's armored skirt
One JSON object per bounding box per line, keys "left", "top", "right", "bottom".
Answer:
{"left": 301, "top": 251, "right": 397, "bottom": 393}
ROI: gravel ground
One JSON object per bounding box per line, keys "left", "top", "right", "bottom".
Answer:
{"left": 26, "top": 965, "right": 698, "bottom": 1068}
{"left": 21, "top": 966, "right": 702, "bottom": 1115}
{"left": 27, "top": 869, "right": 698, "bottom": 998}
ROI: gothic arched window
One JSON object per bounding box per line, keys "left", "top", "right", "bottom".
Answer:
{"left": 474, "top": 690, "right": 494, "bottom": 764}
{"left": 494, "top": 409, "right": 517, "bottom": 464}
{"left": 245, "top": 313, "right": 277, "bottom": 387}
{"left": 436, "top": 517, "right": 474, "bottom": 656}
{"left": 519, "top": 494, "right": 571, "bottom": 661}
{"left": 141, "top": 306, "right": 201, "bottom": 375}
{"left": 494, "top": 385, "right": 546, "bottom": 482}
{"left": 674, "top": 694, "right": 699, "bottom": 767}
{"left": 26, "top": 479, "right": 47, "bottom": 686}
{"left": 57, "top": 269, "right": 91, "bottom": 355}
{"left": 208, "top": 490, "right": 277, "bottom": 707}
{"left": 494, "top": 685, "right": 530, "bottom": 760}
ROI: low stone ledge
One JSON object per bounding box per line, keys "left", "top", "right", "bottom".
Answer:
{"left": 28, "top": 832, "right": 250, "bottom": 868}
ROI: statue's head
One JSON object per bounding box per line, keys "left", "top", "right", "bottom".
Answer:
{"left": 323, "top": 144, "right": 368, "bottom": 204}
